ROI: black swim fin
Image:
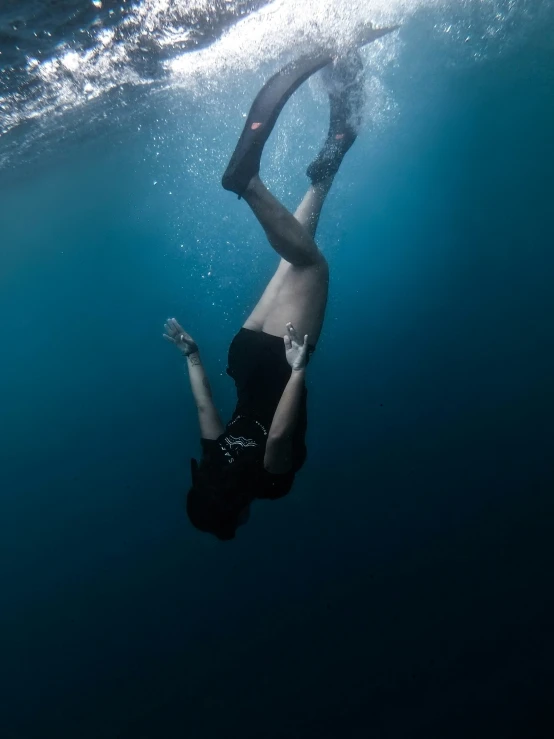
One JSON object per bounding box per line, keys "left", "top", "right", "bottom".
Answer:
{"left": 306, "top": 51, "right": 364, "bottom": 185}
{"left": 221, "top": 51, "right": 332, "bottom": 197}
{"left": 307, "top": 25, "right": 400, "bottom": 185}
{"left": 221, "top": 24, "right": 399, "bottom": 198}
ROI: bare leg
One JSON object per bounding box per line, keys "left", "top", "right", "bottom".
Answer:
{"left": 293, "top": 177, "right": 333, "bottom": 239}
{"left": 242, "top": 175, "right": 323, "bottom": 267}
{"left": 237, "top": 53, "right": 365, "bottom": 344}
{"left": 243, "top": 175, "right": 333, "bottom": 344}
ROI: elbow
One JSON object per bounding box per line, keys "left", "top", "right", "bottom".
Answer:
{"left": 267, "top": 429, "right": 291, "bottom": 446}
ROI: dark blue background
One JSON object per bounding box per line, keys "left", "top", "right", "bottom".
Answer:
{"left": 1, "top": 21, "right": 553, "bottom": 739}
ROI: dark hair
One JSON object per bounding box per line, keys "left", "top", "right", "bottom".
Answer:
{"left": 186, "top": 458, "right": 255, "bottom": 541}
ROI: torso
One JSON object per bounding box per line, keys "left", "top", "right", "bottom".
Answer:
{"left": 216, "top": 414, "right": 268, "bottom": 467}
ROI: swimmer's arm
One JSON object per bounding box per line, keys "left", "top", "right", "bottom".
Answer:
{"left": 163, "top": 318, "right": 224, "bottom": 440}
{"left": 186, "top": 352, "right": 224, "bottom": 440}
{"left": 264, "top": 368, "right": 305, "bottom": 474}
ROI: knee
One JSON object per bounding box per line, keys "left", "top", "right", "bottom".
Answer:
{"left": 313, "top": 252, "right": 329, "bottom": 275}
{"left": 294, "top": 250, "right": 327, "bottom": 271}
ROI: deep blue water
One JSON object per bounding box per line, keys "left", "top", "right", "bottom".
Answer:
{"left": 1, "top": 5, "right": 554, "bottom": 738}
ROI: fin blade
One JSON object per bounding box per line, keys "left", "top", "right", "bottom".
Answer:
{"left": 356, "top": 24, "right": 400, "bottom": 48}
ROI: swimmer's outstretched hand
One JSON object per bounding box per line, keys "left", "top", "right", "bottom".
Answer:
{"left": 284, "top": 323, "right": 309, "bottom": 372}
{"left": 163, "top": 318, "right": 199, "bottom": 357}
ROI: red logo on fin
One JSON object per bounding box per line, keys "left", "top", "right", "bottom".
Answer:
{"left": 251, "top": 122, "right": 262, "bottom": 130}
{"left": 335, "top": 133, "right": 345, "bottom": 140}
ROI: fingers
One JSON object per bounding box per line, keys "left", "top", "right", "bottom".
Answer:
{"left": 163, "top": 334, "right": 175, "bottom": 344}
{"left": 284, "top": 334, "right": 292, "bottom": 351}
{"left": 286, "top": 323, "right": 309, "bottom": 347}
{"left": 165, "top": 318, "right": 192, "bottom": 341}
{"left": 286, "top": 322, "right": 299, "bottom": 343}
{"left": 171, "top": 317, "right": 185, "bottom": 334}
{"left": 164, "top": 320, "right": 179, "bottom": 337}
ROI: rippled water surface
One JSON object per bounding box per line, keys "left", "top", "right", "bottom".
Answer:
{"left": 1, "top": 0, "right": 549, "bottom": 168}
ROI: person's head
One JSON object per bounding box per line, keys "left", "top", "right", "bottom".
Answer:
{"left": 186, "top": 458, "right": 255, "bottom": 541}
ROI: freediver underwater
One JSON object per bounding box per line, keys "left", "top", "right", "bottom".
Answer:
{"left": 163, "top": 25, "right": 398, "bottom": 540}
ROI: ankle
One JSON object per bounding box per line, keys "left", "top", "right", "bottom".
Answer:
{"left": 243, "top": 173, "right": 262, "bottom": 197}
{"left": 313, "top": 175, "right": 333, "bottom": 194}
